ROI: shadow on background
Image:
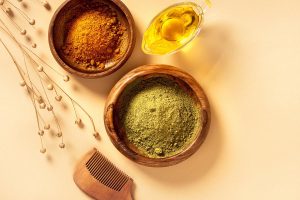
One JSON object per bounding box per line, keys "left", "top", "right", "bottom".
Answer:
{"left": 136, "top": 105, "right": 223, "bottom": 185}
{"left": 175, "top": 24, "right": 234, "bottom": 85}
{"left": 134, "top": 24, "right": 234, "bottom": 184}
{"left": 58, "top": 24, "right": 233, "bottom": 184}
{"left": 72, "top": 25, "right": 151, "bottom": 97}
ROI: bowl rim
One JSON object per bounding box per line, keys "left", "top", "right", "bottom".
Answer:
{"left": 48, "top": 0, "right": 136, "bottom": 79}
{"left": 104, "top": 64, "right": 211, "bottom": 167}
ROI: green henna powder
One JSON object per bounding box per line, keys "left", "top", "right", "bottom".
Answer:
{"left": 118, "top": 76, "right": 202, "bottom": 158}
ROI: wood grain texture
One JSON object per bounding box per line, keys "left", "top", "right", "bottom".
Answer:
{"left": 104, "top": 64, "right": 211, "bottom": 167}
{"left": 73, "top": 148, "right": 134, "bottom": 200}
{"left": 48, "top": 0, "right": 135, "bottom": 79}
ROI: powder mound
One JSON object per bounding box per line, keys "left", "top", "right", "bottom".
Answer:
{"left": 118, "top": 77, "right": 202, "bottom": 158}
{"left": 62, "top": 4, "right": 125, "bottom": 70}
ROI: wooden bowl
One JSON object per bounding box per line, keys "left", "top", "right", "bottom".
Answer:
{"left": 48, "top": 0, "right": 135, "bottom": 78}
{"left": 104, "top": 65, "right": 210, "bottom": 167}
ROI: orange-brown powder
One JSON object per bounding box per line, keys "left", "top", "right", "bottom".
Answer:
{"left": 62, "top": 3, "right": 125, "bottom": 71}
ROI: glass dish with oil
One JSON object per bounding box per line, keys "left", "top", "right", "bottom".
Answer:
{"left": 142, "top": 1, "right": 210, "bottom": 55}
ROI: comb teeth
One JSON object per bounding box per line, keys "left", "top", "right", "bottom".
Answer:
{"left": 85, "top": 150, "right": 130, "bottom": 191}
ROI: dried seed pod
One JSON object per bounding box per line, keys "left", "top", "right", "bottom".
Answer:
{"left": 38, "top": 130, "right": 44, "bottom": 136}
{"left": 55, "top": 95, "right": 62, "bottom": 101}
{"left": 20, "top": 29, "right": 26, "bottom": 35}
{"left": 44, "top": 124, "right": 50, "bottom": 130}
{"left": 93, "top": 131, "right": 100, "bottom": 138}
{"left": 39, "top": 103, "right": 46, "bottom": 109}
{"left": 47, "top": 84, "right": 54, "bottom": 90}
{"left": 20, "top": 80, "right": 26, "bottom": 87}
{"left": 29, "top": 19, "right": 35, "bottom": 25}
{"left": 40, "top": 148, "right": 46, "bottom": 153}
{"left": 75, "top": 118, "right": 82, "bottom": 125}
{"left": 59, "top": 143, "right": 65, "bottom": 148}
{"left": 47, "top": 105, "right": 53, "bottom": 111}
{"left": 63, "top": 75, "right": 70, "bottom": 82}
{"left": 37, "top": 65, "right": 43, "bottom": 72}
{"left": 56, "top": 132, "right": 62, "bottom": 137}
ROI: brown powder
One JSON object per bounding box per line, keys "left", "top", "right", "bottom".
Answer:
{"left": 61, "top": 3, "right": 126, "bottom": 71}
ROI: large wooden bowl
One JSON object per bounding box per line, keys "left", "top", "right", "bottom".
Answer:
{"left": 48, "top": 0, "right": 135, "bottom": 78}
{"left": 104, "top": 65, "right": 210, "bottom": 167}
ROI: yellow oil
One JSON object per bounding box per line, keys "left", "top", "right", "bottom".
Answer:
{"left": 142, "top": 2, "right": 203, "bottom": 55}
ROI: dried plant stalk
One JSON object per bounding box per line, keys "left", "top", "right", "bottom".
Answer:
{"left": 0, "top": 1, "right": 100, "bottom": 154}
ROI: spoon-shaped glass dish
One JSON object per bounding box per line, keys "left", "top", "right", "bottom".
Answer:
{"left": 142, "top": 0, "right": 211, "bottom": 55}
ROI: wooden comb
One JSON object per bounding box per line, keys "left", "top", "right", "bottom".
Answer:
{"left": 73, "top": 148, "right": 134, "bottom": 200}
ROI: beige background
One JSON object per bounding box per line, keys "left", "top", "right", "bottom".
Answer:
{"left": 1, "top": 0, "right": 300, "bottom": 199}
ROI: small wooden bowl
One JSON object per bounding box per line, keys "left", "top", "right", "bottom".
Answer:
{"left": 104, "top": 65, "right": 210, "bottom": 167}
{"left": 48, "top": 0, "right": 135, "bottom": 78}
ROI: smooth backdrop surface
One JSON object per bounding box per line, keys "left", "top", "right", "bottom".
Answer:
{"left": 0, "top": 0, "right": 300, "bottom": 199}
